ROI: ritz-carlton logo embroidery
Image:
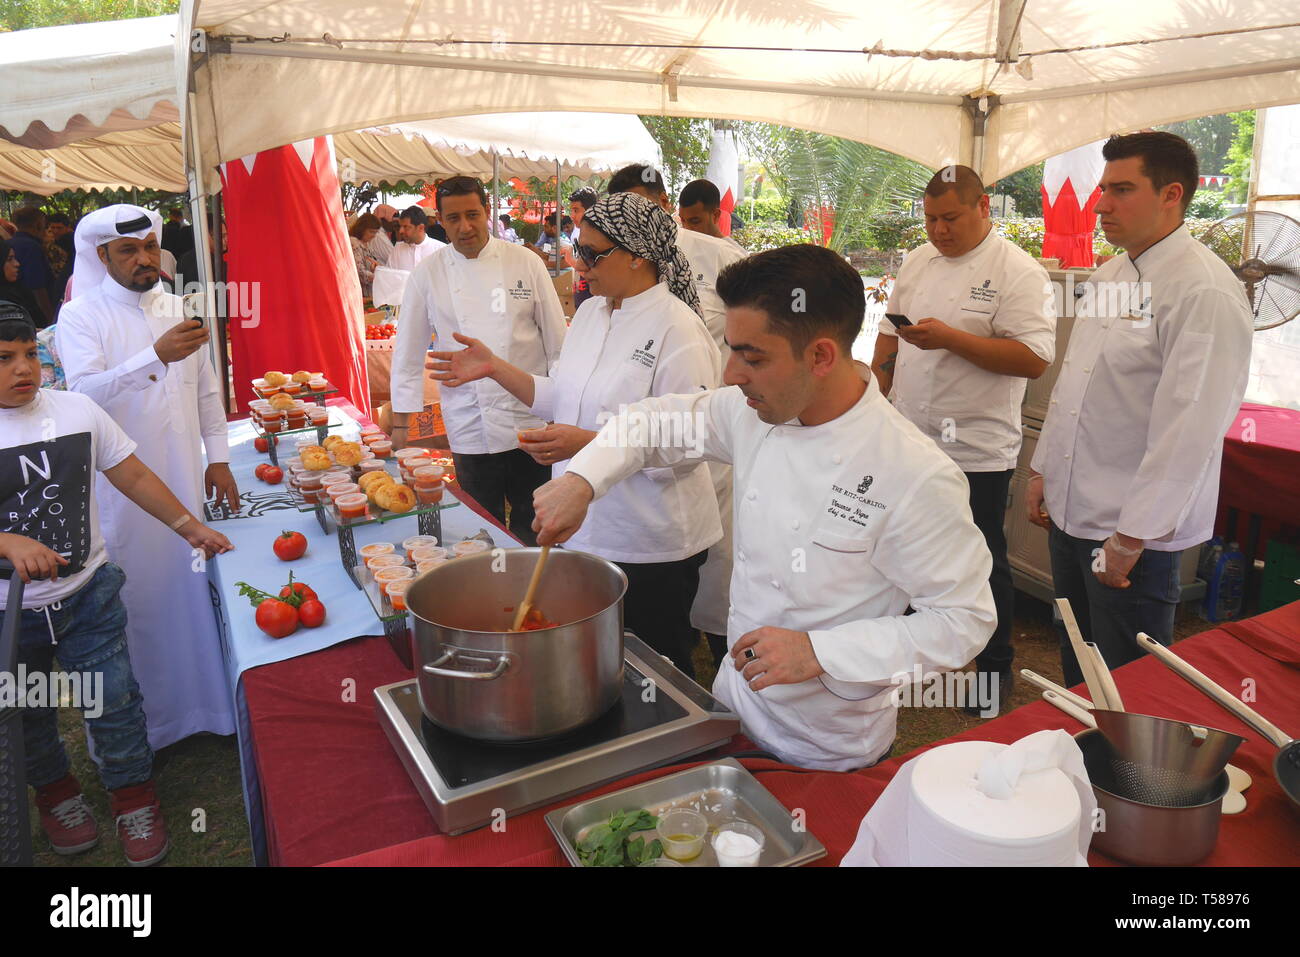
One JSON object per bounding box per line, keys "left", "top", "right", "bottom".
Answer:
{"left": 507, "top": 279, "right": 533, "bottom": 302}
{"left": 828, "top": 474, "right": 886, "bottom": 528}
{"left": 630, "top": 338, "right": 657, "bottom": 369}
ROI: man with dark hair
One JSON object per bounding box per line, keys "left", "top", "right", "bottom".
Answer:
{"left": 495, "top": 213, "right": 520, "bottom": 244}
{"left": 567, "top": 188, "right": 599, "bottom": 307}
{"left": 873, "top": 164, "right": 1056, "bottom": 715}
{"left": 607, "top": 163, "right": 749, "bottom": 657}
{"left": 389, "top": 204, "right": 445, "bottom": 271}
{"left": 531, "top": 243, "right": 995, "bottom": 770}
{"left": 160, "top": 207, "right": 189, "bottom": 261}
{"left": 9, "top": 207, "right": 54, "bottom": 326}
{"left": 679, "top": 178, "right": 738, "bottom": 248}
{"left": 391, "top": 174, "right": 566, "bottom": 545}
{"left": 1027, "top": 131, "right": 1252, "bottom": 684}
{"left": 0, "top": 301, "right": 230, "bottom": 865}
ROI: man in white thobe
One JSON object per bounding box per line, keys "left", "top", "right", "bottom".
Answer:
{"left": 56, "top": 205, "right": 239, "bottom": 749}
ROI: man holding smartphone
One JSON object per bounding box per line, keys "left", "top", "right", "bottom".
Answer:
{"left": 55, "top": 205, "right": 239, "bottom": 750}
{"left": 872, "top": 166, "right": 1055, "bottom": 715}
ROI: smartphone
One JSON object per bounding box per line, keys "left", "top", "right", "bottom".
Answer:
{"left": 885, "top": 312, "right": 912, "bottom": 328}
{"left": 182, "top": 293, "right": 205, "bottom": 326}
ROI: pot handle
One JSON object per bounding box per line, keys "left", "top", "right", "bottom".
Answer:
{"left": 422, "top": 648, "right": 510, "bottom": 681}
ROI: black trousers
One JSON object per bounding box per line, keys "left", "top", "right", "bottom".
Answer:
{"left": 616, "top": 550, "right": 708, "bottom": 681}
{"left": 966, "top": 469, "right": 1016, "bottom": 674}
{"left": 451, "top": 448, "right": 551, "bottom": 547}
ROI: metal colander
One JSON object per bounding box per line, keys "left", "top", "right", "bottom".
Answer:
{"left": 1092, "top": 710, "right": 1244, "bottom": 808}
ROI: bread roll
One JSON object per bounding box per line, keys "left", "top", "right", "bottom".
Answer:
{"left": 291, "top": 370, "right": 314, "bottom": 384}
{"left": 263, "top": 371, "right": 289, "bottom": 386}
{"left": 333, "top": 441, "right": 363, "bottom": 466}
{"left": 374, "top": 482, "right": 416, "bottom": 514}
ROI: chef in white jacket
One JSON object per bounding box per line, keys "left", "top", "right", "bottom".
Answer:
{"left": 55, "top": 205, "right": 239, "bottom": 749}
{"left": 606, "top": 164, "right": 749, "bottom": 664}
{"left": 1027, "top": 132, "right": 1253, "bottom": 685}
{"left": 531, "top": 244, "right": 996, "bottom": 770}
{"left": 428, "top": 192, "right": 722, "bottom": 679}
{"left": 391, "top": 176, "right": 566, "bottom": 545}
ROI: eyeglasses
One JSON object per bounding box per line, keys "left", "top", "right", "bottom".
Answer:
{"left": 574, "top": 242, "right": 624, "bottom": 269}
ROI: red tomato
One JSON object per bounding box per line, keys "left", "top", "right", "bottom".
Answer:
{"left": 262, "top": 466, "right": 284, "bottom": 485}
{"left": 255, "top": 599, "right": 299, "bottom": 638}
{"left": 273, "top": 530, "right": 307, "bottom": 561}
{"left": 254, "top": 463, "right": 269, "bottom": 480}
{"left": 254, "top": 435, "right": 277, "bottom": 453}
{"left": 279, "top": 581, "right": 318, "bottom": 602}
{"left": 297, "top": 598, "right": 326, "bottom": 628}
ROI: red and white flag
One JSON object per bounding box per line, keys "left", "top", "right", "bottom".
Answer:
{"left": 220, "top": 136, "right": 370, "bottom": 416}
{"left": 705, "top": 128, "right": 740, "bottom": 237}
{"left": 1041, "top": 140, "right": 1106, "bottom": 268}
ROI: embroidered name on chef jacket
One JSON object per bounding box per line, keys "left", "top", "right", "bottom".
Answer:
{"left": 629, "top": 338, "right": 660, "bottom": 370}
{"left": 826, "top": 474, "right": 886, "bottom": 528}
{"left": 507, "top": 279, "right": 534, "bottom": 302}
{"left": 966, "top": 277, "right": 997, "bottom": 307}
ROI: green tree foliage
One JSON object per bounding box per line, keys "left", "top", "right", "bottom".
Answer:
{"left": 637, "top": 117, "right": 712, "bottom": 197}
{"left": 0, "top": 0, "right": 179, "bottom": 32}
{"left": 1158, "top": 113, "right": 1236, "bottom": 175}
{"left": 992, "top": 162, "right": 1044, "bottom": 217}
{"left": 742, "top": 125, "right": 931, "bottom": 253}
{"left": 1224, "top": 111, "right": 1255, "bottom": 204}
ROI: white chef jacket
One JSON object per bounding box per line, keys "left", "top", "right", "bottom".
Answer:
{"left": 568, "top": 365, "right": 996, "bottom": 770}
{"left": 392, "top": 236, "right": 567, "bottom": 454}
{"left": 533, "top": 281, "right": 723, "bottom": 564}
{"left": 675, "top": 227, "right": 749, "bottom": 352}
{"left": 55, "top": 276, "right": 235, "bottom": 747}
{"left": 881, "top": 230, "right": 1056, "bottom": 471}
{"left": 1030, "top": 225, "right": 1252, "bottom": 551}
{"left": 675, "top": 228, "right": 748, "bottom": 630}
{"left": 388, "top": 236, "right": 445, "bottom": 272}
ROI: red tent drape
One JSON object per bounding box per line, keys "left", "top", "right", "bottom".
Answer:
{"left": 220, "top": 136, "right": 370, "bottom": 417}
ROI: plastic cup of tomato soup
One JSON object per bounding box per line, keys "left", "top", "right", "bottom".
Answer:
{"left": 337, "top": 492, "right": 369, "bottom": 522}
{"left": 370, "top": 440, "right": 392, "bottom": 459}
{"left": 374, "top": 566, "right": 414, "bottom": 597}
{"left": 386, "top": 579, "right": 412, "bottom": 612}
{"left": 452, "top": 540, "right": 489, "bottom": 558}
{"left": 403, "top": 536, "right": 439, "bottom": 561}
{"left": 359, "top": 542, "right": 396, "bottom": 560}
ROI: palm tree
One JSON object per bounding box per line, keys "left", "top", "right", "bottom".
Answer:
{"left": 745, "top": 126, "right": 931, "bottom": 253}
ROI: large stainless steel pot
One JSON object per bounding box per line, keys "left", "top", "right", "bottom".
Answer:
{"left": 408, "top": 547, "right": 627, "bottom": 742}
{"left": 1076, "top": 729, "right": 1228, "bottom": 866}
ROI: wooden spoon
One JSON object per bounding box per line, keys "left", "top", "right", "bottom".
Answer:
{"left": 511, "top": 546, "right": 551, "bottom": 632}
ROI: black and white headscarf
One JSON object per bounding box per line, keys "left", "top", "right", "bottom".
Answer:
{"left": 581, "top": 192, "right": 702, "bottom": 317}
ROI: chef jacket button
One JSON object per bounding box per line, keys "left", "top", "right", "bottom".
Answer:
{"left": 1064, "top": 453, "right": 1071, "bottom": 460}
{"left": 1050, "top": 398, "right": 1057, "bottom": 404}
{"left": 791, "top": 519, "right": 800, "bottom": 530}
{"left": 747, "top": 490, "right": 757, "bottom": 501}
{"left": 832, "top": 454, "right": 842, "bottom": 465}
{"left": 738, "top": 550, "right": 746, "bottom": 562}
{"left": 149, "top": 374, "right": 158, "bottom": 382}
{"left": 1083, "top": 367, "right": 1091, "bottom": 373}
{"left": 1070, "top": 409, "right": 1078, "bottom": 416}
{"left": 771, "top": 580, "right": 780, "bottom": 590}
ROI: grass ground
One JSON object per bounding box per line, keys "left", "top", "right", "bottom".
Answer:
{"left": 27, "top": 595, "right": 1216, "bottom": 867}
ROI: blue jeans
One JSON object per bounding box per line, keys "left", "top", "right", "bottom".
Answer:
{"left": 2, "top": 562, "right": 154, "bottom": 792}
{"left": 1047, "top": 524, "right": 1181, "bottom": 688}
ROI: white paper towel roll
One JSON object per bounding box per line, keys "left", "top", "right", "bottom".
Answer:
{"left": 908, "top": 741, "right": 1080, "bottom": 866}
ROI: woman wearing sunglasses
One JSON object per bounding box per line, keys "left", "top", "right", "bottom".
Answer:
{"left": 428, "top": 192, "right": 722, "bottom": 678}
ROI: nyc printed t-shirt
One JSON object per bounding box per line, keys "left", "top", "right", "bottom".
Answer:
{"left": 0, "top": 389, "right": 136, "bottom": 609}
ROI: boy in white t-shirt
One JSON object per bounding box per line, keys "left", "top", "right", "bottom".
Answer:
{"left": 0, "top": 303, "right": 232, "bottom": 865}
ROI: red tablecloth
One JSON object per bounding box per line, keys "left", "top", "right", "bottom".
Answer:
{"left": 1217, "top": 402, "right": 1300, "bottom": 560}
{"left": 241, "top": 603, "right": 1300, "bottom": 867}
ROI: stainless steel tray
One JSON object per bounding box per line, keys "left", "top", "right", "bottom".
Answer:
{"left": 545, "top": 758, "right": 827, "bottom": 867}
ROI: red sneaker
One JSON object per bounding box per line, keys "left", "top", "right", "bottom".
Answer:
{"left": 110, "top": 780, "right": 170, "bottom": 867}
{"left": 34, "top": 774, "right": 100, "bottom": 855}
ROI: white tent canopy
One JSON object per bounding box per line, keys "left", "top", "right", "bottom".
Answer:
{"left": 182, "top": 0, "right": 1300, "bottom": 189}
{"left": 0, "top": 17, "right": 658, "bottom": 194}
